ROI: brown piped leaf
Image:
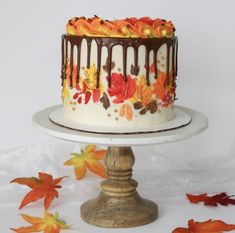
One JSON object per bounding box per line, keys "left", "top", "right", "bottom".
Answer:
{"left": 100, "top": 92, "right": 110, "bottom": 110}
{"left": 139, "top": 108, "right": 147, "bottom": 115}
{"left": 130, "top": 64, "right": 140, "bottom": 75}
{"left": 133, "top": 102, "right": 143, "bottom": 110}
{"left": 103, "top": 58, "right": 115, "bottom": 73}
{"left": 147, "top": 101, "right": 158, "bottom": 113}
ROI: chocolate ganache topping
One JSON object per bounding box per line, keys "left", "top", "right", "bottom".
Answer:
{"left": 61, "top": 35, "right": 178, "bottom": 88}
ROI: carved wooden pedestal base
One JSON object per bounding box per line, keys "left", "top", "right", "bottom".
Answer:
{"left": 80, "top": 146, "right": 158, "bottom": 228}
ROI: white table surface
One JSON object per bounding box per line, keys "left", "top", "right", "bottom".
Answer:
{"left": 1, "top": 142, "right": 235, "bottom": 233}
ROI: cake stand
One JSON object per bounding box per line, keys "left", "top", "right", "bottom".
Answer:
{"left": 32, "top": 105, "right": 208, "bottom": 228}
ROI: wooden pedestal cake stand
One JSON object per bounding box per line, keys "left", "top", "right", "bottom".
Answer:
{"left": 33, "top": 105, "right": 208, "bottom": 228}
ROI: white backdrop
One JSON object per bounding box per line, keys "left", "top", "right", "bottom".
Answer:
{"left": 1, "top": 1, "right": 235, "bottom": 232}
{"left": 0, "top": 0, "right": 235, "bottom": 163}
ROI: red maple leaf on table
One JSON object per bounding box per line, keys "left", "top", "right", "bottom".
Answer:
{"left": 10, "top": 172, "right": 66, "bottom": 209}
{"left": 172, "top": 219, "right": 235, "bottom": 233}
{"left": 108, "top": 73, "right": 136, "bottom": 104}
{"left": 186, "top": 192, "right": 235, "bottom": 206}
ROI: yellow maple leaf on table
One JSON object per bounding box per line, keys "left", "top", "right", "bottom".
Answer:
{"left": 64, "top": 144, "right": 107, "bottom": 180}
{"left": 11, "top": 211, "right": 70, "bottom": 233}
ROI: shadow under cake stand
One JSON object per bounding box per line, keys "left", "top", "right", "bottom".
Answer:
{"left": 32, "top": 105, "right": 208, "bottom": 228}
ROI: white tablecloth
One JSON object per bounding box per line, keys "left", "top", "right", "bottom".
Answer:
{"left": 1, "top": 142, "right": 235, "bottom": 233}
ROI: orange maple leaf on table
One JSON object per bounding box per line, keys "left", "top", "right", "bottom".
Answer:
{"left": 172, "top": 219, "right": 235, "bottom": 233}
{"left": 10, "top": 173, "right": 66, "bottom": 210}
{"left": 10, "top": 211, "right": 70, "bottom": 233}
{"left": 64, "top": 144, "right": 107, "bottom": 180}
{"left": 186, "top": 192, "right": 235, "bottom": 206}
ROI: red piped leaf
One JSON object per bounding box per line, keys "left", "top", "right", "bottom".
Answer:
{"left": 144, "top": 63, "right": 155, "bottom": 73}
{"left": 85, "top": 91, "right": 91, "bottom": 104}
{"left": 172, "top": 219, "right": 235, "bottom": 233}
{"left": 76, "top": 84, "right": 81, "bottom": 91}
{"left": 93, "top": 88, "right": 100, "bottom": 103}
{"left": 186, "top": 192, "right": 235, "bottom": 206}
{"left": 10, "top": 173, "right": 66, "bottom": 210}
{"left": 73, "top": 93, "right": 79, "bottom": 99}
{"left": 77, "top": 96, "right": 82, "bottom": 104}
{"left": 108, "top": 73, "right": 136, "bottom": 104}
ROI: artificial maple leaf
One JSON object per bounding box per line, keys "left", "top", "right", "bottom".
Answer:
{"left": 172, "top": 219, "right": 235, "bottom": 233}
{"left": 11, "top": 211, "right": 70, "bottom": 233}
{"left": 10, "top": 173, "right": 66, "bottom": 210}
{"left": 64, "top": 144, "right": 107, "bottom": 180}
{"left": 186, "top": 192, "right": 235, "bottom": 206}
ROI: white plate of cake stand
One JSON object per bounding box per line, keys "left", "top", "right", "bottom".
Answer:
{"left": 32, "top": 105, "right": 208, "bottom": 228}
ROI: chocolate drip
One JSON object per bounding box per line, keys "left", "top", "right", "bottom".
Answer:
{"left": 133, "top": 46, "right": 139, "bottom": 75}
{"left": 145, "top": 48, "right": 150, "bottom": 85}
{"left": 61, "top": 35, "right": 65, "bottom": 85}
{"left": 165, "top": 43, "right": 171, "bottom": 86}
{"left": 175, "top": 37, "right": 178, "bottom": 76}
{"left": 61, "top": 35, "right": 178, "bottom": 89}
{"left": 153, "top": 50, "right": 157, "bottom": 79}
{"left": 96, "top": 40, "right": 102, "bottom": 88}
{"left": 86, "top": 39, "right": 92, "bottom": 68}
{"left": 172, "top": 39, "right": 175, "bottom": 77}
{"left": 63, "top": 38, "right": 68, "bottom": 84}
{"left": 76, "top": 41, "right": 82, "bottom": 84}
{"left": 69, "top": 44, "right": 74, "bottom": 87}
{"left": 65, "top": 39, "right": 68, "bottom": 63}
{"left": 107, "top": 46, "right": 113, "bottom": 87}
{"left": 123, "top": 45, "right": 128, "bottom": 81}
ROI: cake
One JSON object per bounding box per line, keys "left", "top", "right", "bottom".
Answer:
{"left": 61, "top": 16, "right": 178, "bottom": 128}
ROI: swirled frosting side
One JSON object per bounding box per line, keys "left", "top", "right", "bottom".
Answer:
{"left": 66, "top": 16, "right": 175, "bottom": 38}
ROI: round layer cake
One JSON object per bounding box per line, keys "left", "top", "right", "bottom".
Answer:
{"left": 61, "top": 16, "right": 178, "bottom": 128}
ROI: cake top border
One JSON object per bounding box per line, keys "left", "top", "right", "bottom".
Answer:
{"left": 66, "top": 16, "right": 175, "bottom": 39}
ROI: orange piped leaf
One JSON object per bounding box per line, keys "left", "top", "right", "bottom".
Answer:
{"left": 10, "top": 173, "right": 67, "bottom": 210}
{"left": 125, "top": 104, "right": 133, "bottom": 121}
{"left": 132, "top": 75, "right": 153, "bottom": 106}
{"left": 153, "top": 70, "right": 167, "bottom": 99}
{"left": 10, "top": 211, "right": 70, "bottom": 233}
{"left": 186, "top": 192, "right": 235, "bottom": 206}
{"left": 119, "top": 104, "right": 133, "bottom": 121}
{"left": 172, "top": 219, "right": 235, "bottom": 233}
{"left": 64, "top": 144, "right": 107, "bottom": 180}
{"left": 119, "top": 104, "right": 126, "bottom": 117}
